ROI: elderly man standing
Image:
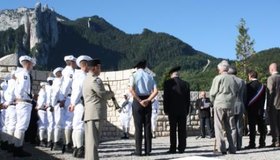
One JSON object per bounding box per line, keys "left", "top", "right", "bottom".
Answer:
{"left": 228, "top": 66, "right": 246, "bottom": 150}
{"left": 267, "top": 63, "right": 280, "bottom": 147}
{"left": 210, "top": 60, "right": 238, "bottom": 154}
{"left": 83, "top": 59, "right": 114, "bottom": 160}
{"left": 129, "top": 60, "right": 158, "bottom": 156}
{"left": 164, "top": 66, "right": 190, "bottom": 154}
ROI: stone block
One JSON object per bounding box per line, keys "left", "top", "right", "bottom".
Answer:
{"left": 0, "top": 67, "right": 8, "bottom": 72}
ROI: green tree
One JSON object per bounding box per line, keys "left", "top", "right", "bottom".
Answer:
{"left": 235, "top": 18, "right": 256, "bottom": 81}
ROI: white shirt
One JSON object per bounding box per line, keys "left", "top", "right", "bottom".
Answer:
{"left": 37, "top": 88, "right": 47, "bottom": 109}
{"left": 45, "top": 84, "right": 52, "bottom": 106}
{"left": 51, "top": 77, "right": 63, "bottom": 106}
{"left": 70, "top": 69, "right": 87, "bottom": 106}
{"left": 61, "top": 66, "right": 75, "bottom": 98}
{"left": 14, "top": 69, "right": 31, "bottom": 100}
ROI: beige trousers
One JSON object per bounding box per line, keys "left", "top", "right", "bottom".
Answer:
{"left": 214, "top": 107, "right": 237, "bottom": 153}
{"left": 85, "top": 120, "right": 101, "bottom": 160}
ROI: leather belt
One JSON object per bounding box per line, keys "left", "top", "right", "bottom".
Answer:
{"left": 16, "top": 99, "right": 32, "bottom": 104}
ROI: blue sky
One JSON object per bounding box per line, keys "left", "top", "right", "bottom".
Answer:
{"left": 1, "top": 0, "right": 279, "bottom": 60}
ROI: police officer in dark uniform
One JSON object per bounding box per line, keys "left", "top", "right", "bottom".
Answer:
{"left": 245, "top": 70, "right": 267, "bottom": 149}
{"left": 163, "top": 66, "right": 190, "bottom": 153}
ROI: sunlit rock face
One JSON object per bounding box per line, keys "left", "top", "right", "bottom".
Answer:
{"left": 0, "top": 2, "right": 59, "bottom": 66}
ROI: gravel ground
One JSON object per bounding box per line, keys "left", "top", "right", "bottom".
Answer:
{"left": 0, "top": 136, "right": 279, "bottom": 160}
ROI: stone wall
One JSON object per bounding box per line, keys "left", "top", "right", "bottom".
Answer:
{"left": 0, "top": 54, "right": 203, "bottom": 140}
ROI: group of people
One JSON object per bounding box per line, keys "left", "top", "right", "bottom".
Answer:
{"left": 0, "top": 54, "right": 279, "bottom": 159}
{"left": 0, "top": 54, "right": 116, "bottom": 160}
{"left": 209, "top": 60, "right": 280, "bottom": 155}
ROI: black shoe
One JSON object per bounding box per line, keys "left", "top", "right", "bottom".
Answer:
{"left": 166, "top": 150, "right": 176, "bottom": 154}
{"left": 65, "top": 143, "right": 73, "bottom": 153}
{"left": 76, "top": 146, "right": 85, "bottom": 158}
{"left": 13, "top": 146, "right": 32, "bottom": 157}
{"left": 144, "top": 152, "right": 151, "bottom": 156}
{"left": 47, "top": 141, "right": 53, "bottom": 148}
{"left": 7, "top": 144, "right": 14, "bottom": 153}
{"left": 131, "top": 152, "right": 142, "bottom": 156}
{"left": 73, "top": 147, "right": 78, "bottom": 157}
{"left": 39, "top": 140, "right": 47, "bottom": 147}
{"left": 258, "top": 144, "right": 266, "bottom": 148}
{"left": 1, "top": 141, "right": 8, "bottom": 150}
{"left": 53, "top": 142, "right": 63, "bottom": 151}
{"left": 267, "top": 143, "right": 277, "bottom": 148}
{"left": 178, "top": 150, "right": 185, "bottom": 154}
{"left": 244, "top": 145, "right": 256, "bottom": 149}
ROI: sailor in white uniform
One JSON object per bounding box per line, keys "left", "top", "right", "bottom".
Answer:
{"left": 36, "top": 82, "right": 48, "bottom": 147}
{"left": 151, "top": 96, "right": 159, "bottom": 138}
{"left": 69, "top": 55, "right": 92, "bottom": 158}
{"left": 3, "top": 71, "right": 17, "bottom": 152}
{"left": 61, "top": 55, "right": 76, "bottom": 153}
{"left": 45, "top": 76, "right": 54, "bottom": 147}
{"left": 0, "top": 81, "right": 8, "bottom": 149}
{"left": 120, "top": 93, "right": 133, "bottom": 139}
{"left": 13, "top": 55, "right": 35, "bottom": 157}
{"left": 51, "top": 67, "right": 64, "bottom": 150}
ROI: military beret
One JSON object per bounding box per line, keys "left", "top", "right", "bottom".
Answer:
{"left": 88, "top": 59, "right": 101, "bottom": 67}
{"left": 134, "top": 59, "right": 147, "bottom": 68}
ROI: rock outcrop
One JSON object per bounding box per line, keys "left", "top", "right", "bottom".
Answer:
{"left": 0, "top": 2, "right": 59, "bottom": 66}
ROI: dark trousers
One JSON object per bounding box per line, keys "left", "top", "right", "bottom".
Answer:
{"left": 268, "top": 106, "right": 280, "bottom": 144}
{"left": 168, "top": 114, "right": 187, "bottom": 152}
{"left": 132, "top": 97, "right": 152, "bottom": 155}
{"left": 200, "top": 116, "right": 213, "bottom": 137}
{"left": 248, "top": 109, "right": 267, "bottom": 146}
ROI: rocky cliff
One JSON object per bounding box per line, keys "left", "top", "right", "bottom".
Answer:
{"left": 0, "top": 2, "right": 60, "bottom": 66}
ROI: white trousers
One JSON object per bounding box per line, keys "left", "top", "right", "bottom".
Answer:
{"left": 0, "top": 109, "right": 6, "bottom": 132}
{"left": 120, "top": 113, "right": 131, "bottom": 129}
{"left": 6, "top": 105, "right": 17, "bottom": 132}
{"left": 151, "top": 112, "right": 158, "bottom": 132}
{"left": 37, "top": 110, "right": 48, "bottom": 130}
{"left": 64, "top": 97, "right": 73, "bottom": 130}
{"left": 14, "top": 102, "right": 32, "bottom": 147}
{"left": 47, "top": 107, "right": 54, "bottom": 142}
{"left": 72, "top": 103, "right": 84, "bottom": 131}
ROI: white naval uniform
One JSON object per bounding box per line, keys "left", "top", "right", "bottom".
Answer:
{"left": 61, "top": 66, "right": 74, "bottom": 129}
{"left": 14, "top": 69, "right": 32, "bottom": 147}
{"left": 45, "top": 83, "right": 54, "bottom": 143}
{"left": 151, "top": 98, "right": 159, "bottom": 132}
{"left": 71, "top": 70, "right": 87, "bottom": 148}
{"left": 0, "top": 86, "right": 7, "bottom": 141}
{"left": 120, "top": 98, "right": 132, "bottom": 131}
{"left": 3, "top": 79, "right": 17, "bottom": 144}
{"left": 37, "top": 88, "right": 48, "bottom": 141}
{"left": 51, "top": 77, "right": 64, "bottom": 143}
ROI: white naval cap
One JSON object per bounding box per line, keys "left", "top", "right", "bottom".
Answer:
{"left": 53, "top": 67, "right": 63, "bottom": 76}
{"left": 19, "top": 55, "right": 36, "bottom": 66}
{"left": 47, "top": 76, "right": 54, "bottom": 81}
{"left": 64, "top": 55, "right": 76, "bottom": 62}
{"left": 40, "top": 82, "right": 48, "bottom": 87}
{"left": 76, "top": 55, "right": 92, "bottom": 68}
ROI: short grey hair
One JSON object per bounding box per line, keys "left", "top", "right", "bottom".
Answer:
{"left": 217, "top": 60, "right": 229, "bottom": 72}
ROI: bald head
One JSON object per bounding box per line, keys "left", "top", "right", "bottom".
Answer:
{"left": 269, "top": 63, "right": 278, "bottom": 75}
{"left": 200, "top": 91, "right": 206, "bottom": 98}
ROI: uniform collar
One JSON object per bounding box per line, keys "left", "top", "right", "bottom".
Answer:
{"left": 272, "top": 71, "right": 278, "bottom": 75}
